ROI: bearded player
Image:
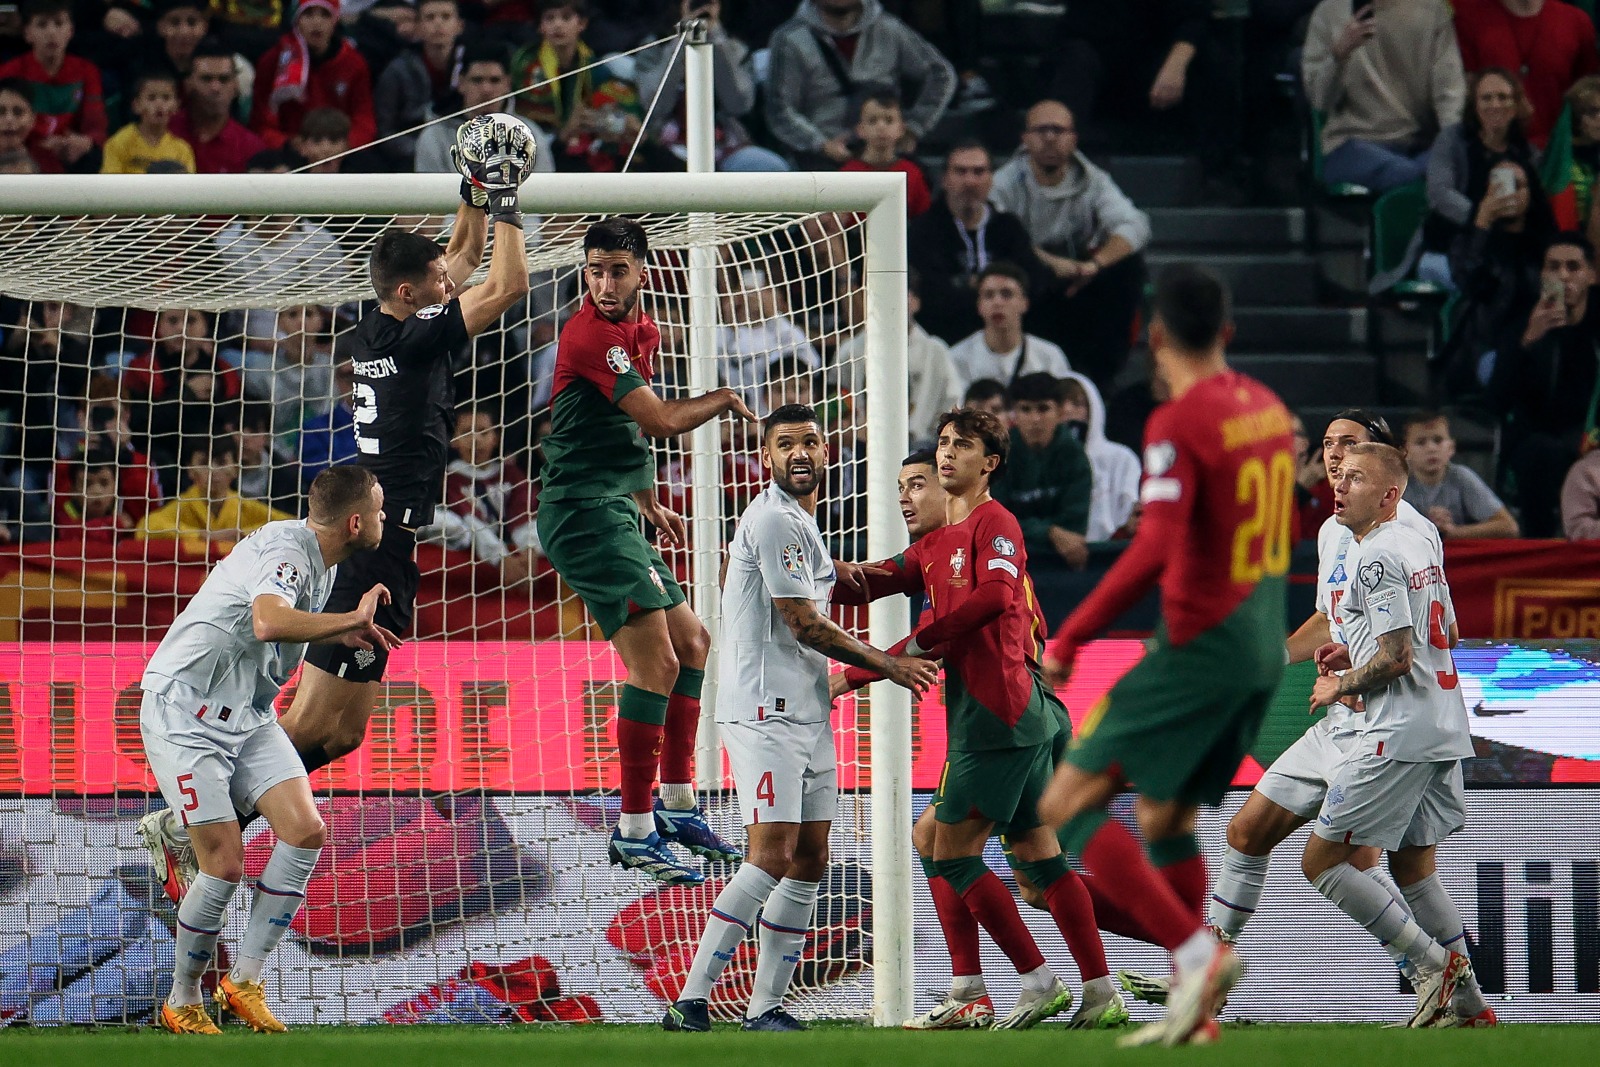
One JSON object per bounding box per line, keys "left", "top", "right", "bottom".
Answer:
{"left": 835, "top": 410, "right": 1112, "bottom": 1030}
{"left": 1302, "top": 443, "right": 1477, "bottom": 1028}
{"left": 538, "top": 218, "right": 756, "bottom": 883}
{"left": 138, "top": 113, "right": 535, "bottom": 901}
{"left": 1038, "top": 265, "right": 1294, "bottom": 1047}
{"left": 663, "top": 406, "right": 937, "bottom": 1032}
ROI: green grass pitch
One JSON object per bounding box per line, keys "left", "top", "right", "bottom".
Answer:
{"left": 6, "top": 1023, "right": 1599, "bottom": 1067}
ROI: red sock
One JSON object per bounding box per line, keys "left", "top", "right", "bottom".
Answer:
{"left": 1042, "top": 871, "right": 1110, "bottom": 981}
{"left": 659, "top": 692, "right": 699, "bottom": 788}
{"left": 1159, "top": 855, "right": 1209, "bottom": 924}
{"left": 960, "top": 871, "right": 1046, "bottom": 975}
{"left": 1080, "top": 873, "right": 1160, "bottom": 945}
{"left": 929, "top": 876, "right": 983, "bottom": 978}
{"left": 616, "top": 717, "right": 663, "bottom": 814}
{"left": 1079, "top": 820, "right": 1202, "bottom": 952}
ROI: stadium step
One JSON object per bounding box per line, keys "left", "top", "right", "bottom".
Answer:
{"left": 1147, "top": 206, "right": 1306, "bottom": 249}
{"left": 1144, "top": 251, "right": 1320, "bottom": 306}
{"left": 1230, "top": 307, "right": 1368, "bottom": 353}
{"left": 1105, "top": 155, "right": 1204, "bottom": 209}
{"left": 1230, "top": 354, "right": 1378, "bottom": 407}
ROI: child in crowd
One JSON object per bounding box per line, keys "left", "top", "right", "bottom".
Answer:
{"left": 102, "top": 70, "right": 196, "bottom": 173}
{"left": 0, "top": 76, "right": 59, "bottom": 171}
{"left": 422, "top": 407, "right": 542, "bottom": 585}
{"left": 512, "top": 0, "right": 642, "bottom": 172}
{"left": 840, "top": 88, "right": 931, "bottom": 217}
{"left": 0, "top": 0, "right": 106, "bottom": 171}
{"left": 1402, "top": 411, "right": 1520, "bottom": 539}
{"left": 55, "top": 445, "right": 132, "bottom": 544}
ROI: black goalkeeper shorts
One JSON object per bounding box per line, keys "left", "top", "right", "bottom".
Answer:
{"left": 302, "top": 522, "right": 419, "bottom": 684}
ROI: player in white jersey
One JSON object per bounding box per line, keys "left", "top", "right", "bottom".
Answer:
{"left": 663, "top": 404, "right": 938, "bottom": 1033}
{"left": 140, "top": 465, "right": 399, "bottom": 1035}
{"left": 1304, "top": 443, "right": 1478, "bottom": 1027}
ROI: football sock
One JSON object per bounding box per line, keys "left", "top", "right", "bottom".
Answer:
{"left": 1208, "top": 847, "right": 1270, "bottom": 939}
{"left": 1312, "top": 863, "right": 1448, "bottom": 972}
{"left": 660, "top": 667, "right": 704, "bottom": 800}
{"left": 1148, "top": 833, "right": 1207, "bottom": 923}
{"left": 1364, "top": 866, "right": 1424, "bottom": 980}
{"left": 1082, "top": 975, "right": 1118, "bottom": 1005}
{"left": 679, "top": 864, "right": 777, "bottom": 1002}
{"left": 1079, "top": 872, "right": 1159, "bottom": 943}
{"left": 616, "top": 686, "right": 669, "bottom": 826}
{"left": 1018, "top": 855, "right": 1110, "bottom": 982}
{"left": 234, "top": 842, "right": 321, "bottom": 983}
{"left": 171, "top": 873, "right": 239, "bottom": 1006}
{"left": 935, "top": 857, "right": 1046, "bottom": 975}
{"left": 929, "top": 873, "right": 984, "bottom": 980}
{"left": 1174, "top": 929, "right": 1218, "bottom": 976}
{"left": 1401, "top": 874, "right": 1489, "bottom": 1012}
{"left": 1064, "top": 810, "right": 1200, "bottom": 951}
{"left": 747, "top": 877, "right": 818, "bottom": 1018}
{"left": 1019, "top": 962, "right": 1058, "bottom": 995}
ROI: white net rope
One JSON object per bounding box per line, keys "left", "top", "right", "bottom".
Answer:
{"left": 0, "top": 203, "right": 885, "bottom": 1025}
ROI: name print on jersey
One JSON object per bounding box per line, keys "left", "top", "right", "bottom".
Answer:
{"left": 353, "top": 357, "right": 399, "bottom": 379}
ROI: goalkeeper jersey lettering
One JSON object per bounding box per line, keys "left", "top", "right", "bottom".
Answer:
{"left": 348, "top": 300, "right": 468, "bottom": 525}
{"left": 541, "top": 297, "right": 660, "bottom": 503}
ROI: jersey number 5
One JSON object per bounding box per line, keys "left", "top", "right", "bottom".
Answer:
{"left": 352, "top": 382, "right": 379, "bottom": 454}
{"left": 1429, "top": 600, "right": 1459, "bottom": 690}
{"left": 1230, "top": 452, "right": 1295, "bottom": 584}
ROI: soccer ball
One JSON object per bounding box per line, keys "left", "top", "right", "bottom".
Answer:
{"left": 456, "top": 112, "right": 537, "bottom": 187}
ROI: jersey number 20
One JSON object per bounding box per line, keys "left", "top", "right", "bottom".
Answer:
{"left": 1230, "top": 452, "right": 1295, "bottom": 584}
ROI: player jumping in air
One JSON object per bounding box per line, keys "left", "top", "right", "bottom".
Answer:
{"left": 538, "top": 217, "right": 756, "bottom": 883}
{"left": 1038, "top": 265, "right": 1294, "bottom": 1047}
{"left": 1301, "top": 443, "right": 1478, "bottom": 1028}
{"left": 138, "top": 114, "right": 536, "bottom": 900}
{"left": 662, "top": 405, "right": 937, "bottom": 1033}
{"left": 140, "top": 465, "right": 398, "bottom": 1033}
{"left": 836, "top": 409, "right": 1113, "bottom": 1030}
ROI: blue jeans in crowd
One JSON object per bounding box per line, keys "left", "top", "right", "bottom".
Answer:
{"left": 1323, "top": 138, "right": 1431, "bottom": 193}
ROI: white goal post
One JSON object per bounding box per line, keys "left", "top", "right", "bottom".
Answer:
{"left": 0, "top": 170, "right": 916, "bottom": 1026}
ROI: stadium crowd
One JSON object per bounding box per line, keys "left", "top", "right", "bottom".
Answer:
{"left": 2, "top": 0, "right": 1600, "bottom": 598}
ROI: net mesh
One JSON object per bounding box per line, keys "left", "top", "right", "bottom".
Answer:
{"left": 0, "top": 201, "right": 886, "bottom": 1025}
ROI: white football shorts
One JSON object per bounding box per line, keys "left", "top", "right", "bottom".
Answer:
{"left": 720, "top": 714, "right": 838, "bottom": 826}
{"left": 139, "top": 688, "right": 306, "bottom": 827}
{"left": 1312, "top": 749, "right": 1466, "bottom": 851}
{"left": 1255, "top": 718, "right": 1360, "bottom": 818}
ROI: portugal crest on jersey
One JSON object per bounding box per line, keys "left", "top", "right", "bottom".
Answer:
{"left": 606, "top": 345, "right": 631, "bottom": 374}
{"left": 949, "top": 547, "right": 967, "bottom": 586}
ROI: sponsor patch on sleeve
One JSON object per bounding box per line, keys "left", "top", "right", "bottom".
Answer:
{"left": 986, "top": 558, "right": 1018, "bottom": 577}
{"left": 991, "top": 535, "right": 1017, "bottom": 557}
{"left": 415, "top": 303, "right": 446, "bottom": 320}
{"left": 606, "top": 345, "right": 632, "bottom": 374}
{"left": 1367, "top": 586, "right": 1399, "bottom": 614}
{"left": 1358, "top": 560, "right": 1385, "bottom": 591}
{"left": 1143, "top": 440, "right": 1177, "bottom": 476}
{"left": 271, "top": 561, "right": 301, "bottom": 596}
{"left": 1141, "top": 476, "right": 1181, "bottom": 504}
{"left": 781, "top": 542, "right": 806, "bottom": 577}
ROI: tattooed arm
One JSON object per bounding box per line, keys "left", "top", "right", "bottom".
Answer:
{"left": 775, "top": 597, "right": 939, "bottom": 695}
{"left": 1310, "top": 627, "right": 1413, "bottom": 712}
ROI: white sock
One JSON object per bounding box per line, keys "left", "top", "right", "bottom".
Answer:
{"left": 619, "top": 811, "right": 656, "bottom": 839}
{"left": 234, "top": 842, "right": 321, "bottom": 983}
{"left": 171, "top": 872, "right": 239, "bottom": 1006}
{"left": 162, "top": 807, "right": 192, "bottom": 846}
{"left": 950, "top": 974, "right": 987, "bottom": 1000}
{"left": 1174, "top": 929, "right": 1216, "bottom": 976}
{"left": 1207, "top": 847, "right": 1269, "bottom": 939}
{"left": 1363, "top": 866, "right": 1424, "bottom": 981}
{"left": 661, "top": 783, "right": 696, "bottom": 811}
{"left": 1312, "top": 864, "right": 1447, "bottom": 973}
{"left": 680, "top": 864, "right": 778, "bottom": 1002}
{"left": 747, "top": 877, "right": 818, "bottom": 1018}
{"left": 1082, "top": 975, "right": 1117, "bottom": 1005}
{"left": 1019, "top": 963, "right": 1056, "bottom": 995}
{"left": 1402, "top": 874, "right": 1489, "bottom": 1013}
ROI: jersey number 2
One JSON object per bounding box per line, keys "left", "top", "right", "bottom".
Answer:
{"left": 352, "top": 382, "right": 379, "bottom": 454}
{"left": 1429, "top": 601, "right": 1459, "bottom": 690}
{"left": 1230, "top": 452, "right": 1295, "bottom": 583}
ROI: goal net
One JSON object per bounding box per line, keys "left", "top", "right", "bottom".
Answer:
{"left": 0, "top": 171, "right": 918, "bottom": 1027}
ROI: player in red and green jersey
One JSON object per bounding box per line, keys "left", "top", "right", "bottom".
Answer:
{"left": 536, "top": 218, "right": 756, "bottom": 885}
{"left": 1039, "top": 265, "right": 1295, "bottom": 1048}
{"left": 836, "top": 411, "right": 1112, "bottom": 1031}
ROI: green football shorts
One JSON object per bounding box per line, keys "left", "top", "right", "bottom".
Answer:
{"left": 537, "top": 495, "right": 685, "bottom": 638}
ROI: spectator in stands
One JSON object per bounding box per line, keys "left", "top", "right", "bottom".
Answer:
{"left": 0, "top": 0, "right": 107, "bottom": 172}
{"left": 1444, "top": 158, "right": 1555, "bottom": 390}
{"left": 946, "top": 262, "right": 1071, "bottom": 393}
{"left": 634, "top": 0, "right": 788, "bottom": 173}
{"left": 1560, "top": 445, "right": 1600, "bottom": 540}
{"left": 838, "top": 87, "right": 929, "bottom": 216}
{"left": 961, "top": 377, "right": 1010, "bottom": 420}
{"left": 909, "top": 140, "right": 1047, "bottom": 346}
{"left": 296, "top": 356, "right": 357, "bottom": 491}
{"left": 990, "top": 98, "right": 1150, "bottom": 386}
{"left": 173, "top": 39, "right": 268, "bottom": 174}
{"left": 251, "top": 0, "right": 377, "bottom": 150}
{"left": 101, "top": 70, "right": 196, "bottom": 173}
{"left": 0, "top": 149, "right": 37, "bottom": 171}
{"left": 351, "top": 0, "right": 420, "bottom": 85}
{"left": 760, "top": 354, "right": 818, "bottom": 418}
{"left": 241, "top": 303, "right": 336, "bottom": 438}
{"left": 1568, "top": 76, "right": 1600, "bottom": 251}
{"left": 831, "top": 267, "right": 960, "bottom": 446}
{"left": 1492, "top": 231, "right": 1600, "bottom": 538}
{"left": 0, "top": 77, "right": 58, "bottom": 171}
{"left": 1411, "top": 68, "right": 1537, "bottom": 291}
{"left": 209, "top": 0, "right": 290, "bottom": 60}
{"left": 145, "top": 0, "right": 212, "bottom": 81}
{"left": 1453, "top": 0, "right": 1598, "bottom": 148}
{"left": 764, "top": 0, "right": 956, "bottom": 168}
{"left": 136, "top": 437, "right": 291, "bottom": 554}
{"left": 1292, "top": 410, "right": 1329, "bottom": 542}
{"left": 55, "top": 443, "right": 132, "bottom": 544}
{"left": 235, "top": 401, "right": 294, "bottom": 508}
{"left": 77, "top": 390, "right": 163, "bottom": 521}
{"left": 718, "top": 266, "right": 822, "bottom": 414}
{"left": 1061, "top": 370, "right": 1140, "bottom": 541}
{"left": 414, "top": 43, "right": 554, "bottom": 174}
{"left": 993, "top": 371, "right": 1092, "bottom": 568}
{"left": 420, "top": 406, "right": 543, "bottom": 584}
{"left": 1402, "top": 410, "right": 1519, "bottom": 538}
{"left": 512, "top": 0, "right": 646, "bottom": 173}
{"left": 122, "top": 308, "right": 244, "bottom": 490}
{"left": 290, "top": 105, "right": 350, "bottom": 172}
{"left": 1303, "top": 0, "right": 1464, "bottom": 194}
{"left": 373, "top": 0, "right": 461, "bottom": 173}
{"left": 0, "top": 298, "right": 93, "bottom": 481}
{"left": 1047, "top": 1, "right": 1207, "bottom": 147}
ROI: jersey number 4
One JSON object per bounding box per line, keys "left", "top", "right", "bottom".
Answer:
{"left": 1429, "top": 600, "right": 1459, "bottom": 690}
{"left": 1230, "top": 452, "right": 1295, "bottom": 584}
